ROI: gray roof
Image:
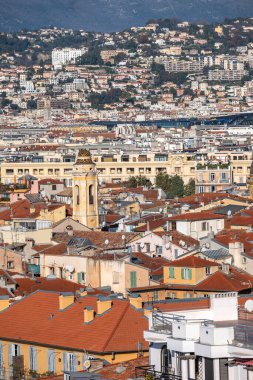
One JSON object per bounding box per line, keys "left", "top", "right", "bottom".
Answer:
{"left": 68, "top": 236, "right": 95, "bottom": 248}
{"left": 214, "top": 204, "right": 246, "bottom": 216}
{"left": 201, "top": 247, "right": 231, "bottom": 260}
{"left": 25, "top": 193, "right": 45, "bottom": 203}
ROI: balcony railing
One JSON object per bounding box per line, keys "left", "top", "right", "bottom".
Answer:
{"left": 135, "top": 366, "right": 184, "bottom": 380}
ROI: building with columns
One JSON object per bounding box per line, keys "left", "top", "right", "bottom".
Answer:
{"left": 72, "top": 149, "right": 99, "bottom": 229}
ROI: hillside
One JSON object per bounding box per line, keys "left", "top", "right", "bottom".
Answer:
{"left": 0, "top": 0, "right": 252, "bottom": 32}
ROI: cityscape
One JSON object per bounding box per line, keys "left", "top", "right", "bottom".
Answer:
{"left": 1, "top": 9, "right": 253, "bottom": 380}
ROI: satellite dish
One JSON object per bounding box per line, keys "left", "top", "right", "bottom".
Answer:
{"left": 227, "top": 210, "right": 232, "bottom": 217}
{"left": 165, "top": 242, "right": 170, "bottom": 249}
{"left": 83, "top": 359, "right": 91, "bottom": 369}
{"left": 245, "top": 300, "right": 253, "bottom": 312}
{"left": 66, "top": 265, "right": 74, "bottom": 273}
{"left": 104, "top": 239, "right": 109, "bottom": 245}
{"left": 140, "top": 242, "right": 145, "bottom": 249}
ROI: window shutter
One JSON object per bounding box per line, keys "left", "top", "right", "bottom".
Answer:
{"left": 188, "top": 269, "right": 192, "bottom": 280}
{"left": 73, "top": 355, "right": 77, "bottom": 372}
{"left": 169, "top": 267, "right": 174, "bottom": 278}
{"left": 181, "top": 268, "right": 184, "bottom": 279}
{"left": 0, "top": 342, "right": 3, "bottom": 368}
{"left": 33, "top": 347, "right": 37, "bottom": 371}
{"left": 130, "top": 271, "right": 137, "bottom": 288}
{"left": 8, "top": 344, "right": 13, "bottom": 366}
{"left": 48, "top": 349, "right": 55, "bottom": 373}
{"left": 77, "top": 272, "right": 82, "bottom": 283}
{"left": 63, "top": 352, "right": 67, "bottom": 372}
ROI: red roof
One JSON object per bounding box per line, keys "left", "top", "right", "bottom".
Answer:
{"left": 167, "top": 211, "right": 225, "bottom": 222}
{"left": 165, "top": 255, "right": 219, "bottom": 268}
{"left": 14, "top": 278, "right": 84, "bottom": 297}
{"left": 195, "top": 267, "right": 253, "bottom": 292}
{"left": 0, "top": 291, "right": 148, "bottom": 353}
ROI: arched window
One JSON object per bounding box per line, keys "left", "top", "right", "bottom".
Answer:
{"left": 161, "top": 345, "right": 171, "bottom": 373}
{"left": 89, "top": 185, "right": 94, "bottom": 205}
{"left": 75, "top": 185, "right": 80, "bottom": 205}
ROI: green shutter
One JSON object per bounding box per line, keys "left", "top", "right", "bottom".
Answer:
{"left": 130, "top": 271, "right": 137, "bottom": 288}
{"left": 181, "top": 268, "right": 185, "bottom": 279}
{"left": 188, "top": 269, "right": 192, "bottom": 280}
{"left": 169, "top": 267, "right": 174, "bottom": 278}
{"left": 77, "top": 272, "right": 82, "bottom": 283}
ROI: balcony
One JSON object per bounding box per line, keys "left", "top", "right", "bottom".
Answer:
{"left": 135, "top": 366, "right": 185, "bottom": 380}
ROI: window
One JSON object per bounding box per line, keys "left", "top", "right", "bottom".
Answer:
{"left": 130, "top": 271, "right": 137, "bottom": 288}
{"left": 205, "top": 267, "right": 211, "bottom": 275}
{"left": 153, "top": 291, "right": 158, "bottom": 301}
{"left": 9, "top": 344, "right": 20, "bottom": 368}
{"left": 47, "top": 350, "right": 55, "bottom": 373}
{"left": 181, "top": 268, "right": 192, "bottom": 280}
{"left": 75, "top": 185, "right": 80, "bottom": 205}
{"left": 6, "top": 169, "right": 14, "bottom": 174}
{"left": 112, "top": 271, "right": 119, "bottom": 284}
{"left": 156, "top": 245, "right": 163, "bottom": 255}
{"left": 77, "top": 272, "right": 85, "bottom": 284}
{"left": 201, "top": 222, "right": 209, "bottom": 231}
{"left": 242, "top": 257, "right": 247, "bottom": 264}
{"left": 145, "top": 243, "right": 151, "bottom": 253}
{"left": 63, "top": 353, "right": 77, "bottom": 372}
{"left": 29, "top": 346, "right": 37, "bottom": 371}
{"left": 169, "top": 267, "right": 175, "bottom": 279}
{"left": 89, "top": 185, "right": 94, "bottom": 205}
{"left": 52, "top": 185, "right": 57, "bottom": 191}
{"left": 209, "top": 172, "right": 215, "bottom": 182}
{"left": 174, "top": 249, "right": 178, "bottom": 259}
{"left": 7, "top": 261, "right": 14, "bottom": 269}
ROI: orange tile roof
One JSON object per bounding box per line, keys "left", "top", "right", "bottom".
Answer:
{"left": 195, "top": 267, "right": 253, "bottom": 292}
{"left": 0, "top": 291, "right": 148, "bottom": 354}
{"left": 165, "top": 255, "right": 219, "bottom": 268}
{"left": 167, "top": 211, "right": 225, "bottom": 222}
{"left": 14, "top": 278, "right": 84, "bottom": 297}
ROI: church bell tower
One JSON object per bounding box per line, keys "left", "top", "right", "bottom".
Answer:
{"left": 72, "top": 149, "right": 99, "bottom": 229}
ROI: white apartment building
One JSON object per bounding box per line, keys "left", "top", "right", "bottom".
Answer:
{"left": 143, "top": 293, "right": 253, "bottom": 380}
{"left": 52, "top": 48, "right": 86, "bottom": 69}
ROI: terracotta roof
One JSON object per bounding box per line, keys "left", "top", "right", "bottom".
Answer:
{"left": 177, "top": 193, "right": 251, "bottom": 206}
{"left": 195, "top": 267, "right": 253, "bottom": 292}
{"left": 164, "top": 255, "right": 219, "bottom": 268}
{"left": 154, "top": 230, "right": 199, "bottom": 248}
{"left": 39, "top": 179, "right": 64, "bottom": 185}
{"left": 105, "top": 214, "right": 124, "bottom": 224}
{"left": 14, "top": 277, "right": 84, "bottom": 297}
{"left": 0, "top": 291, "right": 148, "bottom": 353}
{"left": 167, "top": 211, "right": 225, "bottom": 222}
{"left": 35, "top": 243, "right": 67, "bottom": 256}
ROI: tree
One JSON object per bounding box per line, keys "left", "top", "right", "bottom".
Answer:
{"left": 127, "top": 176, "right": 152, "bottom": 188}
{"left": 183, "top": 178, "right": 195, "bottom": 196}
{"left": 156, "top": 173, "right": 184, "bottom": 198}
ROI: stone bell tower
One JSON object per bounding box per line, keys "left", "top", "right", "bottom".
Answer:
{"left": 72, "top": 149, "right": 99, "bottom": 229}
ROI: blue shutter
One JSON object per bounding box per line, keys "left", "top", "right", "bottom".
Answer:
{"left": 63, "top": 352, "right": 67, "bottom": 372}
{"left": 48, "top": 349, "right": 55, "bottom": 373}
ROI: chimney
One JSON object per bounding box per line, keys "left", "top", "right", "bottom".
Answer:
{"left": 147, "top": 221, "right": 150, "bottom": 231}
{"left": 129, "top": 294, "right": 143, "bottom": 310}
{"left": 97, "top": 296, "right": 112, "bottom": 315}
{"left": 0, "top": 296, "right": 9, "bottom": 312}
{"left": 59, "top": 293, "right": 74, "bottom": 310}
{"left": 229, "top": 241, "right": 244, "bottom": 267}
{"left": 84, "top": 306, "right": 95, "bottom": 324}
